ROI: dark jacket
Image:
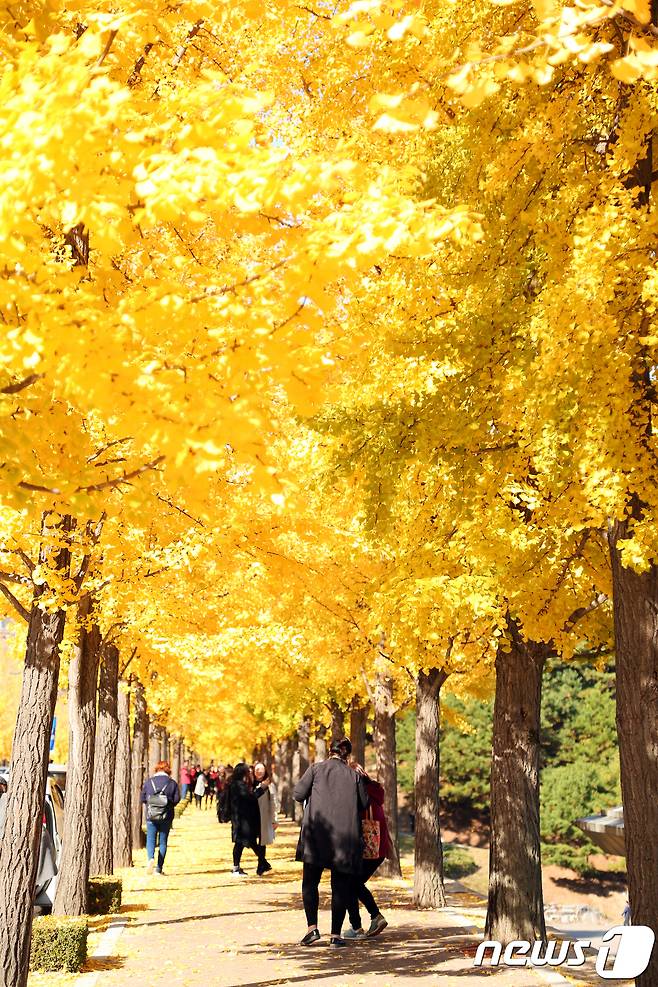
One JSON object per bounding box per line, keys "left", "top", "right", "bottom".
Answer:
{"left": 139, "top": 774, "right": 180, "bottom": 825}
{"left": 230, "top": 779, "right": 264, "bottom": 845}
{"left": 294, "top": 757, "right": 369, "bottom": 874}
{"left": 363, "top": 779, "right": 393, "bottom": 860}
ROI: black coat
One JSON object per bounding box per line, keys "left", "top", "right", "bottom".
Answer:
{"left": 230, "top": 779, "right": 262, "bottom": 845}
{"left": 293, "top": 758, "right": 369, "bottom": 874}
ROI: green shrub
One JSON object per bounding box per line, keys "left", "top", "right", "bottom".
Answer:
{"left": 88, "top": 875, "right": 122, "bottom": 915}
{"left": 174, "top": 799, "right": 189, "bottom": 819}
{"left": 443, "top": 844, "right": 478, "bottom": 880}
{"left": 30, "top": 916, "right": 88, "bottom": 972}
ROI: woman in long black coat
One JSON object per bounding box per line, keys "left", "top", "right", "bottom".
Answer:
{"left": 293, "top": 738, "right": 368, "bottom": 946}
{"left": 230, "top": 763, "right": 270, "bottom": 876}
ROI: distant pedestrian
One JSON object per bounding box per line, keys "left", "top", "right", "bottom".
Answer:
{"left": 253, "top": 762, "right": 277, "bottom": 869}
{"left": 140, "top": 760, "right": 180, "bottom": 875}
{"left": 194, "top": 768, "right": 206, "bottom": 809}
{"left": 342, "top": 769, "right": 390, "bottom": 939}
{"left": 294, "top": 737, "right": 368, "bottom": 947}
{"left": 230, "top": 762, "right": 269, "bottom": 876}
{"left": 180, "top": 760, "right": 192, "bottom": 800}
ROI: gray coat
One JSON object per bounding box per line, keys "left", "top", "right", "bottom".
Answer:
{"left": 293, "top": 757, "right": 369, "bottom": 874}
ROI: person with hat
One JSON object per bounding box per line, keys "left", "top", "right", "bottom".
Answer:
{"left": 293, "top": 737, "right": 368, "bottom": 948}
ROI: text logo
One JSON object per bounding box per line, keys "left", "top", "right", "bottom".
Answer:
{"left": 474, "top": 926, "right": 655, "bottom": 980}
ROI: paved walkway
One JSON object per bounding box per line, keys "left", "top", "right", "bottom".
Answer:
{"left": 30, "top": 806, "right": 589, "bottom": 987}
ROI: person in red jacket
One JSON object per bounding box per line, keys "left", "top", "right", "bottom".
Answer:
{"left": 343, "top": 767, "right": 391, "bottom": 939}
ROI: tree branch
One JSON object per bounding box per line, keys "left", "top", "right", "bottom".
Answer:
{"left": 0, "top": 582, "right": 30, "bottom": 622}
{"left": 0, "top": 373, "right": 43, "bottom": 395}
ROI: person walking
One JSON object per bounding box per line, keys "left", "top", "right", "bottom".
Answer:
{"left": 140, "top": 760, "right": 180, "bottom": 875}
{"left": 194, "top": 767, "right": 206, "bottom": 808}
{"left": 293, "top": 737, "right": 368, "bottom": 948}
{"left": 342, "top": 770, "right": 391, "bottom": 939}
{"left": 230, "top": 762, "right": 269, "bottom": 876}
{"left": 253, "top": 761, "right": 277, "bottom": 874}
{"left": 180, "top": 760, "right": 192, "bottom": 801}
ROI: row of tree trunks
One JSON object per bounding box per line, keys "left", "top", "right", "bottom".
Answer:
{"left": 53, "top": 603, "right": 102, "bottom": 916}
{"left": 113, "top": 680, "right": 133, "bottom": 868}
{"left": 89, "top": 643, "right": 119, "bottom": 877}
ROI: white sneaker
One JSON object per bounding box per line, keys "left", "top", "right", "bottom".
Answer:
{"left": 342, "top": 927, "right": 366, "bottom": 940}
{"left": 231, "top": 867, "right": 248, "bottom": 877}
{"left": 146, "top": 859, "right": 155, "bottom": 874}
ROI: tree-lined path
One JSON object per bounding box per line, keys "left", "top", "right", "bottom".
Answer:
{"left": 41, "top": 811, "right": 545, "bottom": 987}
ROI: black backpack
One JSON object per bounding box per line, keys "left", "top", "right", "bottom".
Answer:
{"left": 146, "top": 779, "right": 169, "bottom": 822}
{"left": 217, "top": 786, "right": 231, "bottom": 823}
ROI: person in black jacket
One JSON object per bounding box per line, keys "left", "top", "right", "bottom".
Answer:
{"left": 293, "top": 737, "right": 368, "bottom": 947}
{"left": 139, "top": 760, "right": 180, "bottom": 875}
{"left": 230, "top": 762, "right": 270, "bottom": 876}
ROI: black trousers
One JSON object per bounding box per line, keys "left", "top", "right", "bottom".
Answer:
{"left": 347, "top": 858, "right": 384, "bottom": 929}
{"left": 302, "top": 863, "right": 354, "bottom": 936}
{"left": 233, "top": 841, "right": 265, "bottom": 869}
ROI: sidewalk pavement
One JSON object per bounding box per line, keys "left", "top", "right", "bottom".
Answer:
{"left": 30, "top": 806, "right": 594, "bottom": 987}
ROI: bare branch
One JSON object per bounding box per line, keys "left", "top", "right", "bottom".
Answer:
{"left": 0, "top": 571, "right": 32, "bottom": 586}
{"left": 77, "top": 455, "right": 164, "bottom": 494}
{"left": 0, "top": 582, "right": 30, "bottom": 622}
{"left": 0, "top": 373, "right": 44, "bottom": 395}
{"left": 155, "top": 492, "right": 205, "bottom": 528}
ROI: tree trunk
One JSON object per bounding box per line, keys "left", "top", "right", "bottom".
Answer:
{"left": 485, "top": 631, "right": 547, "bottom": 943}
{"left": 148, "top": 722, "right": 160, "bottom": 775}
{"left": 294, "top": 720, "right": 310, "bottom": 823}
{"left": 413, "top": 669, "right": 448, "bottom": 908}
{"left": 90, "top": 643, "right": 119, "bottom": 876}
{"left": 609, "top": 522, "right": 658, "bottom": 987}
{"left": 54, "top": 608, "right": 102, "bottom": 915}
{"left": 330, "top": 701, "right": 345, "bottom": 744}
{"left": 113, "top": 680, "right": 133, "bottom": 868}
{"left": 314, "top": 723, "right": 327, "bottom": 761}
{"left": 350, "top": 701, "right": 368, "bottom": 767}
{"left": 160, "top": 729, "right": 169, "bottom": 762}
{"left": 0, "top": 611, "right": 69, "bottom": 985}
{"left": 274, "top": 738, "right": 293, "bottom": 818}
{"left": 171, "top": 737, "right": 181, "bottom": 785}
{"left": 130, "top": 683, "right": 147, "bottom": 850}
{"left": 374, "top": 672, "right": 401, "bottom": 877}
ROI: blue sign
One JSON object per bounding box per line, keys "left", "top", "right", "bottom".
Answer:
{"left": 49, "top": 717, "right": 57, "bottom": 752}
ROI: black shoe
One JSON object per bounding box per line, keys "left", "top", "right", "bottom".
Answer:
{"left": 330, "top": 937, "right": 349, "bottom": 947}
{"left": 257, "top": 861, "right": 272, "bottom": 876}
{"left": 300, "top": 929, "right": 321, "bottom": 946}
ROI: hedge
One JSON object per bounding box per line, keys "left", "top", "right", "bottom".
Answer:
{"left": 174, "top": 798, "right": 189, "bottom": 819}
{"left": 88, "top": 875, "right": 122, "bottom": 915}
{"left": 30, "top": 916, "right": 88, "bottom": 972}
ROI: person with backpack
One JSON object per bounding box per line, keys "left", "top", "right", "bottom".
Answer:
{"left": 293, "top": 737, "right": 369, "bottom": 947}
{"left": 140, "top": 760, "right": 180, "bottom": 875}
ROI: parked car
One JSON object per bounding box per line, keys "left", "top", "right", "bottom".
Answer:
{"left": 0, "top": 770, "right": 64, "bottom": 913}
